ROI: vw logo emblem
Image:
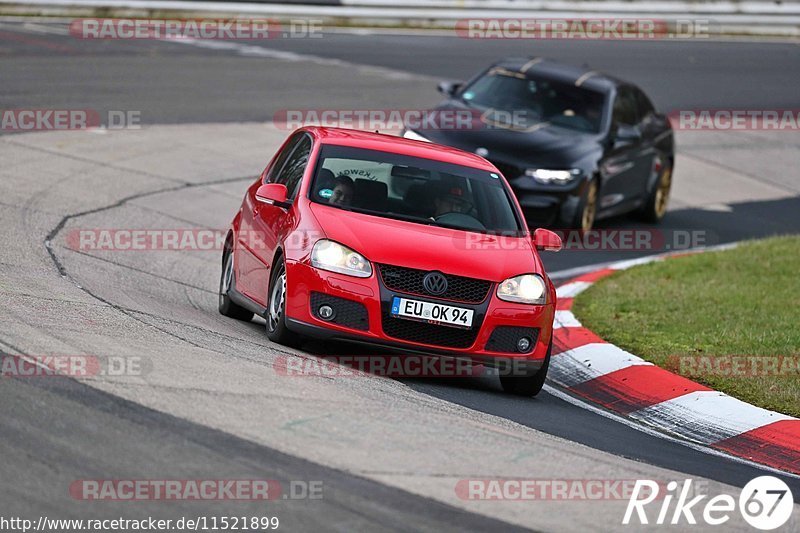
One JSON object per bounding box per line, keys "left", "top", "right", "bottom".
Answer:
{"left": 475, "top": 147, "right": 489, "bottom": 157}
{"left": 423, "top": 272, "right": 448, "bottom": 296}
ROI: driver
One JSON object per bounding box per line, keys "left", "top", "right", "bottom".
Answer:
{"left": 433, "top": 184, "right": 472, "bottom": 217}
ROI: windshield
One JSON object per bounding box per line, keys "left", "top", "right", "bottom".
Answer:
{"left": 460, "top": 68, "right": 606, "bottom": 133}
{"left": 310, "top": 145, "right": 523, "bottom": 234}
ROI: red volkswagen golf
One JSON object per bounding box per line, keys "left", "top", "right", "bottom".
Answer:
{"left": 219, "top": 127, "right": 562, "bottom": 396}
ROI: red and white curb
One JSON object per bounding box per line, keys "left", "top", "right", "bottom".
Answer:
{"left": 550, "top": 247, "right": 800, "bottom": 475}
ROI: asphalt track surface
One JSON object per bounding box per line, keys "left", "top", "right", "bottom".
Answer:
{"left": 1, "top": 21, "right": 799, "bottom": 530}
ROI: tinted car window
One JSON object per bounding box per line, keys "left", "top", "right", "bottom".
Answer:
{"left": 266, "top": 133, "right": 305, "bottom": 185}
{"left": 634, "top": 88, "right": 655, "bottom": 121}
{"left": 275, "top": 135, "right": 312, "bottom": 201}
{"left": 459, "top": 69, "right": 606, "bottom": 133}
{"left": 310, "top": 145, "right": 523, "bottom": 234}
{"left": 612, "top": 87, "right": 639, "bottom": 126}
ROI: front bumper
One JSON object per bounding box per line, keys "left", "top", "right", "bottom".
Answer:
{"left": 283, "top": 261, "right": 554, "bottom": 365}
{"left": 508, "top": 174, "right": 587, "bottom": 228}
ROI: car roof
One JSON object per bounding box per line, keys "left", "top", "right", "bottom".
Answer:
{"left": 306, "top": 127, "right": 498, "bottom": 171}
{"left": 492, "top": 57, "right": 623, "bottom": 93}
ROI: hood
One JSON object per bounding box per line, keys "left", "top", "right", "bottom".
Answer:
{"left": 309, "top": 203, "right": 542, "bottom": 282}
{"left": 420, "top": 101, "right": 602, "bottom": 168}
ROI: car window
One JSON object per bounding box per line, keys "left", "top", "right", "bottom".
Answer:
{"left": 266, "top": 133, "right": 305, "bottom": 185}
{"left": 310, "top": 145, "right": 523, "bottom": 234}
{"left": 276, "top": 135, "right": 312, "bottom": 201}
{"left": 612, "top": 86, "right": 639, "bottom": 127}
{"left": 634, "top": 88, "right": 655, "bottom": 122}
{"left": 459, "top": 70, "right": 606, "bottom": 133}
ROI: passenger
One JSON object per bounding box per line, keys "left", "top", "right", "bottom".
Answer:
{"left": 329, "top": 175, "right": 355, "bottom": 207}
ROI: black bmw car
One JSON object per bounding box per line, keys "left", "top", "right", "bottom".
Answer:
{"left": 402, "top": 58, "right": 675, "bottom": 231}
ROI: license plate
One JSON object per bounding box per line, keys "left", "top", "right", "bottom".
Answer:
{"left": 391, "top": 297, "right": 474, "bottom": 329}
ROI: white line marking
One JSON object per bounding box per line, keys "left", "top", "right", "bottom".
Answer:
{"left": 555, "top": 280, "right": 593, "bottom": 299}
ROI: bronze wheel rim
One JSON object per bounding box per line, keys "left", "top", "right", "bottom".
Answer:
{"left": 654, "top": 167, "right": 672, "bottom": 218}
{"left": 581, "top": 182, "right": 598, "bottom": 232}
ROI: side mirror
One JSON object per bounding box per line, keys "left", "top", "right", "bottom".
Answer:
{"left": 255, "top": 183, "right": 291, "bottom": 209}
{"left": 533, "top": 228, "right": 562, "bottom": 252}
{"left": 613, "top": 124, "right": 641, "bottom": 148}
{"left": 437, "top": 81, "right": 463, "bottom": 97}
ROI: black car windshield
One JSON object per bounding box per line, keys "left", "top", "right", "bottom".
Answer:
{"left": 460, "top": 68, "right": 606, "bottom": 133}
{"left": 310, "top": 145, "right": 523, "bottom": 234}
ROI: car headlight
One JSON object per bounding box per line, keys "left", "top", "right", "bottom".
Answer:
{"left": 525, "top": 168, "right": 581, "bottom": 185}
{"left": 496, "top": 274, "right": 547, "bottom": 305}
{"left": 311, "top": 240, "right": 372, "bottom": 278}
{"left": 402, "top": 129, "right": 431, "bottom": 143}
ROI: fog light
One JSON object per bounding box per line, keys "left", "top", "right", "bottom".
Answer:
{"left": 517, "top": 337, "right": 531, "bottom": 353}
{"left": 318, "top": 305, "right": 335, "bottom": 321}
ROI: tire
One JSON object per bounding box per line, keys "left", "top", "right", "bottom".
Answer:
{"left": 218, "top": 248, "right": 254, "bottom": 321}
{"left": 265, "top": 259, "right": 300, "bottom": 347}
{"left": 640, "top": 162, "right": 672, "bottom": 224}
{"left": 572, "top": 180, "right": 598, "bottom": 231}
{"left": 499, "top": 341, "right": 551, "bottom": 397}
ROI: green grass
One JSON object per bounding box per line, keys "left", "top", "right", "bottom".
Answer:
{"left": 572, "top": 236, "right": 800, "bottom": 417}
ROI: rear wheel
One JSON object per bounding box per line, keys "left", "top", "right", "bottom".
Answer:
{"left": 640, "top": 163, "right": 672, "bottom": 223}
{"left": 573, "top": 180, "right": 598, "bottom": 231}
{"left": 499, "top": 341, "right": 551, "bottom": 397}
{"left": 218, "top": 249, "right": 254, "bottom": 321}
{"left": 265, "top": 260, "right": 300, "bottom": 347}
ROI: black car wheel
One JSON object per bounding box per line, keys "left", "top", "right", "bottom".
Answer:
{"left": 266, "top": 260, "right": 300, "bottom": 347}
{"left": 640, "top": 163, "right": 672, "bottom": 223}
{"left": 499, "top": 341, "right": 551, "bottom": 397}
{"left": 218, "top": 249, "right": 254, "bottom": 321}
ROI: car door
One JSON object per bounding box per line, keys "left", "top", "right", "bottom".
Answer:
{"left": 599, "top": 85, "right": 651, "bottom": 212}
{"left": 633, "top": 86, "right": 666, "bottom": 195}
{"left": 236, "top": 133, "right": 311, "bottom": 304}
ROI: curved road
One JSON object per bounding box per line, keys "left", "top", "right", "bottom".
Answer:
{"left": 1, "top": 21, "right": 799, "bottom": 530}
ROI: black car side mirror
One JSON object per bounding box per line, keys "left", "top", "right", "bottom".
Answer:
{"left": 613, "top": 124, "right": 642, "bottom": 148}
{"left": 437, "top": 81, "right": 463, "bottom": 96}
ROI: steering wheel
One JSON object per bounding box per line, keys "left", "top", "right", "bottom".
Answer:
{"left": 434, "top": 212, "right": 486, "bottom": 231}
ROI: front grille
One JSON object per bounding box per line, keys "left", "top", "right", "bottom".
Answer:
{"left": 485, "top": 326, "right": 540, "bottom": 354}
{"left": 381, "top": 311, "right": 480, "bottom": 349}
{"left": 489, "top": 160, "right": 522, "bottom": 180}
{"left": 378, "top": 264, "right": 491, "bottom": 304}
{"left": 310, "top": 292, "right": 369, "bottom": 331}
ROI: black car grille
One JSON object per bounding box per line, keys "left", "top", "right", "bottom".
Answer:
{"left": 378, "top": 264, "right": 491, "bottom": 304}
{"left": 489, "top": 160, "right": 522, "bottom": 180}
{"left": 310, "top": 292, "right": 369, "bottom": 331}
{"left": 381, "top": 311, "right": 480, "bottom": 349}
{"left": 485, "top": 326, "right": 540, "bottom": 354}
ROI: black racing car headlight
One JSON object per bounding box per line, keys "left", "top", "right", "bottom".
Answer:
{"left": 496, "top": 274, "right": 547, "bottom": 305}
{"left": 525, "top": 168, "right": 582, "bottom": 185}
{"left": 402, "top": 129, "right": 432, "bottom": 143}
{"left": 311, "top": 239, "right": 372, "bottom": 278}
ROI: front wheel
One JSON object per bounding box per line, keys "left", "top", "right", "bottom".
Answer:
{"left": 499, "top": 342, "right": 551, "bottom": 397}
{"left": 265, "top": 260, "right": 300, "bottom": 347}
{"left": 572, "top": 180, "right": 598, "bottom": 231}
{"left": 640, "top": 163, "right": 672, "bottom": 223}
{"left": 218, "top": 249, "right": 254, "bottom": 321}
